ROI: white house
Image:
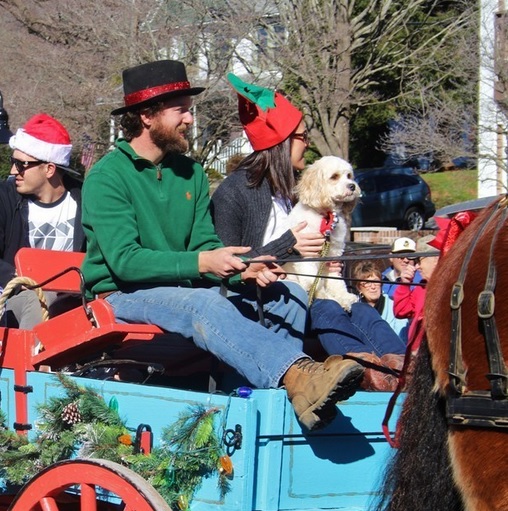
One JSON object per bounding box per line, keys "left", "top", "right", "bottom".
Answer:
{"left": 478, "top": 0, "right": 508, "bottom": 196}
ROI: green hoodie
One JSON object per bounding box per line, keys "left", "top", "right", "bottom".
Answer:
{"left": 82, "top": 139, "right": 229, "bottom": 297}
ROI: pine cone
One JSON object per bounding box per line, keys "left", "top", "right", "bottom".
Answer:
{"left": 61, "top": 401, "right": 82, "bottom": 425}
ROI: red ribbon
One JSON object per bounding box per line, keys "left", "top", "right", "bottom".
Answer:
{"left": 320, "top": 211, "right": 335, "bottom": 236}
{"left": 429, "top": 211, "right": 477, "bottom": 256}
{"left": 124, "top": 81, "right": 191, "bottom": 106}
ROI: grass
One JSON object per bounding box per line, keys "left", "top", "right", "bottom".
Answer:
{"left": 421, "top": 169, "right": 477, "bottom": 211}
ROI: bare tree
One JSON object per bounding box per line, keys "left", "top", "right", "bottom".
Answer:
{"left": 378, "top": 2, "right": 479, "bottom": 170}
{"left": 203, "top": 0, "right": 474, "bottom": 159}
{"left": 0, "top": 0, "right": 474, "bottom": 168}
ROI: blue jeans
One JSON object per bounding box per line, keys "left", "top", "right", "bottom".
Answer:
{"left": 104, "top": 281, "right": 308, "bottom": 389}
{"left": 310, "top": 299, "right": 406, "bottom": 357}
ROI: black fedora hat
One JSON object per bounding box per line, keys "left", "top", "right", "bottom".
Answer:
{"left": 111, "top": 60, "right": 205, "bottom": 116}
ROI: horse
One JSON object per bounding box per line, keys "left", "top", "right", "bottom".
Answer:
{"left": 373, "top": 196, "right": 508, "bottom": 511}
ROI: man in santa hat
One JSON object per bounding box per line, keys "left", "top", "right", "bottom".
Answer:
{"left": 0, "top": 113, "right": 85, "bottom": 328}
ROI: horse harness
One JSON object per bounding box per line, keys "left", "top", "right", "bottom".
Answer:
{"left": 447, "top": 196, "right": 508, "bottom": 429}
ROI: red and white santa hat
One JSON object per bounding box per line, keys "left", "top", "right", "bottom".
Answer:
{"left": 9, "top": 113, "right": 72, "bottom": 167}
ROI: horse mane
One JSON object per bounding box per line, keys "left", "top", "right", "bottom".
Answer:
{"left": 372, "top": 341, "right": 463, "bottom": 511}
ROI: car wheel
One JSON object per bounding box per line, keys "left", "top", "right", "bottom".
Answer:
{"left": 404, "top": 207, "right": 424, "bottom": 231}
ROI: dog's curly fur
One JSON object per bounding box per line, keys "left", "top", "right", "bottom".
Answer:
{"left": 285, "top": 156, "right": 361, "bottom": 310}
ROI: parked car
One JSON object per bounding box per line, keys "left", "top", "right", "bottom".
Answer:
{"left": 351, "top": 166, "right": 436, "bottom": 230}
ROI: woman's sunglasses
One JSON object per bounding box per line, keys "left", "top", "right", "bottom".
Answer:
{"left": 292, "top": 130, "right": 309, "bottom": 144}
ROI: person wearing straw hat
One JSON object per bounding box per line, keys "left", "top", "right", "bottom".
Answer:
{"left": 81, "top": 60, "right": 364, "bottom": 431}
{"left": 0, "top": 113, "right": 84, "bottom": 328}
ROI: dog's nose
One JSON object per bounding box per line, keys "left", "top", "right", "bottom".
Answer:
{"left": 348, "top": 183, "right": 356, "bottom": 191}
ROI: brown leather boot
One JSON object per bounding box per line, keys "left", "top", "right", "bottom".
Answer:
{"left": 283, "top": 356, "right": 364, "bottom": 431}
{"left": 345, "top": 352, "right": 401, "bottom": 392}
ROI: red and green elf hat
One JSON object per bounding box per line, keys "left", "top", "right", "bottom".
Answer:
{"left": 227, "top": 73, "right": 302, "bottom": 151}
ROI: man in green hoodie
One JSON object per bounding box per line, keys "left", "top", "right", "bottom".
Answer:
{"left": 81, "top": 60, "right": 364, "bottom": 431}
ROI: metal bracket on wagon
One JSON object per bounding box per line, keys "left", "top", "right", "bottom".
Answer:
{"left": 223, "top": 424, "right": 242, "bottom": 456}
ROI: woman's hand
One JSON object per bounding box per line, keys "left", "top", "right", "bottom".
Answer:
{"left": 326, "top": 260, "right": 343, "bottom": 276}
{"left": 291, "top": 222, "right": 325, "bottom": 257}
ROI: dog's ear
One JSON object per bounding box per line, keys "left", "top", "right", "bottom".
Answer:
{"left": 296, "top": 160, "right": 334, "bottom": 211}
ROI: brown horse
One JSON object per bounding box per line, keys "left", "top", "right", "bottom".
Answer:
{"left": 374, "top": 197, "right": 508, "bottom": 511}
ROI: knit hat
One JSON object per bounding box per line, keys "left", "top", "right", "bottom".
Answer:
{"left": 9, "top": 113, "right": 80, "bottom": 177}
{"left": 111, "top": 60, "right": 205, "bottom": 116}
{"left": 391, "top": 237, "right": 416, "bottom": 253}
{"left": 227, "top": 73, "right": 303, "bottom": 151}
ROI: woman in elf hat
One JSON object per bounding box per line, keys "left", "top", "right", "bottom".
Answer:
{"left": 211, "top": 74, "right": 324, "bottom": 261}
{"left": 213, "top": 76, "right": 408, "bottom": 386}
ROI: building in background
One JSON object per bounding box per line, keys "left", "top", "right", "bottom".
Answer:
{"left": 478, "top": 0, "right": 508, "bottom": 197}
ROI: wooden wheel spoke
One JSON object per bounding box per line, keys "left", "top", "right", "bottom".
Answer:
{"left": 80, "top": 483, "right": 97, "bottom": 511}
{"left": 40, "top": 496, "right": 59, "bottom": 511}
{"left": 9, "top": 459, "right": 171, "bottom": 511}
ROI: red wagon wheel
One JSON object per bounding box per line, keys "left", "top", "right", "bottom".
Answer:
{"left": 8, "top": 458, "right": 172, "bottom": 511}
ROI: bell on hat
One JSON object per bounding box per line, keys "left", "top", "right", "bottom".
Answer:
{"left": 111, "top": 60, "right": 205, "bottom": 116}
{"left": 227, "top": 73, "right": 302, "bottom": 151}
{"left": 391, "top": 237, "right": 416, "bottom": 254}
{"left": 9, "top": 113, "right": 81, "bottom": 178}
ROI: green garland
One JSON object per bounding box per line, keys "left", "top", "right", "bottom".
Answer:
{"left": 0, "top": 373, "right": 232, "bottom": 510}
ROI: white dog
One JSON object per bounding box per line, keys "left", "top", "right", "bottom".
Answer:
{"left": 285, "top": 156, "right": 361, "bottom": 311}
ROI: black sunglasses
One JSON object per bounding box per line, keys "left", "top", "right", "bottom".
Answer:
{"left": 292, "top": 130, "right": 309, "bottom": 144}
{"left": 10, "top": 156, "right": 46, "bottom": 174}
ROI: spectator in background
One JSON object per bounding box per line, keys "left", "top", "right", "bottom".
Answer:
{"left": 353, "top": 261, "right": 410, "bottom": 342}
{"left": 393, "top": 235, "right": 439, "bottom": 353}
{"left": 0, "top": 113, "right": 84, "bottom": 328}
{"left": 382, "top": 237, "right": 421, "bottom": 299}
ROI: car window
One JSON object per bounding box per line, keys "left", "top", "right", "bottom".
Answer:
{"left": 374, "top": 174, "right": 419, "bottom": 192}
{"left": 357, "top": 175, "right": 376, "bottom": 194}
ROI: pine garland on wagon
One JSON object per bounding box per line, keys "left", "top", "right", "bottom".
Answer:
{"left": 0, "top": 373, "right": 232, "bottom": 510}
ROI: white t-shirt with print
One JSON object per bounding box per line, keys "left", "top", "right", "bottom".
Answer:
{"left": 28, "top": 191, "right": 77, "bottom": 251}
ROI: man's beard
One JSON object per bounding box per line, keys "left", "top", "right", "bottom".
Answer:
{"left": 150, "top": 119, "right": 189, "bottom": 154}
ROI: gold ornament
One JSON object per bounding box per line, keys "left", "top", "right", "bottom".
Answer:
{"left": 219, "top": 454, "right": 233, "bottom": 476}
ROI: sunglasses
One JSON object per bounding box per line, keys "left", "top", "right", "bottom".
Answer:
{"left": 10, "top": 156, "right": 46, "bottom": 174}
{"left": 292, "top": 130, "right": 309, "bottom": 144}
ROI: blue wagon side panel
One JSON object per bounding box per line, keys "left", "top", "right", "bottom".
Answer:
{"left": 2, "top": 371, "right": 402, "bottom": 511}
{"left": 26, "top": 372, "right": 260, "bottom": 511}
{"left": 260, "top": 392, "right": 401, "bottom": 511}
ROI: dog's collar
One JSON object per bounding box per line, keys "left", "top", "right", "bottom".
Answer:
{"left": 320, "top": 211, "right": 338, "bottom": 237}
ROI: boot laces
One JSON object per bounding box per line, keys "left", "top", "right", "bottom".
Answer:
{"left": 295, "top": 358, "right": 324, "bottom": 374}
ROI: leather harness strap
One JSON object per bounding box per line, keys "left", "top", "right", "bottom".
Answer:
{"left": 447, "top": 196, "right": 508, "bottom": 428}
{"left": 477, "top": 205, "right": 508, "bottom": 399}
{"left": 448, "top": 202, "right": 500, "bottom": 394}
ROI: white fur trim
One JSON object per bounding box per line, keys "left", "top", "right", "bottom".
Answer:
{"left": 9, "top": 129, "right": 72, "bottom": 166}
